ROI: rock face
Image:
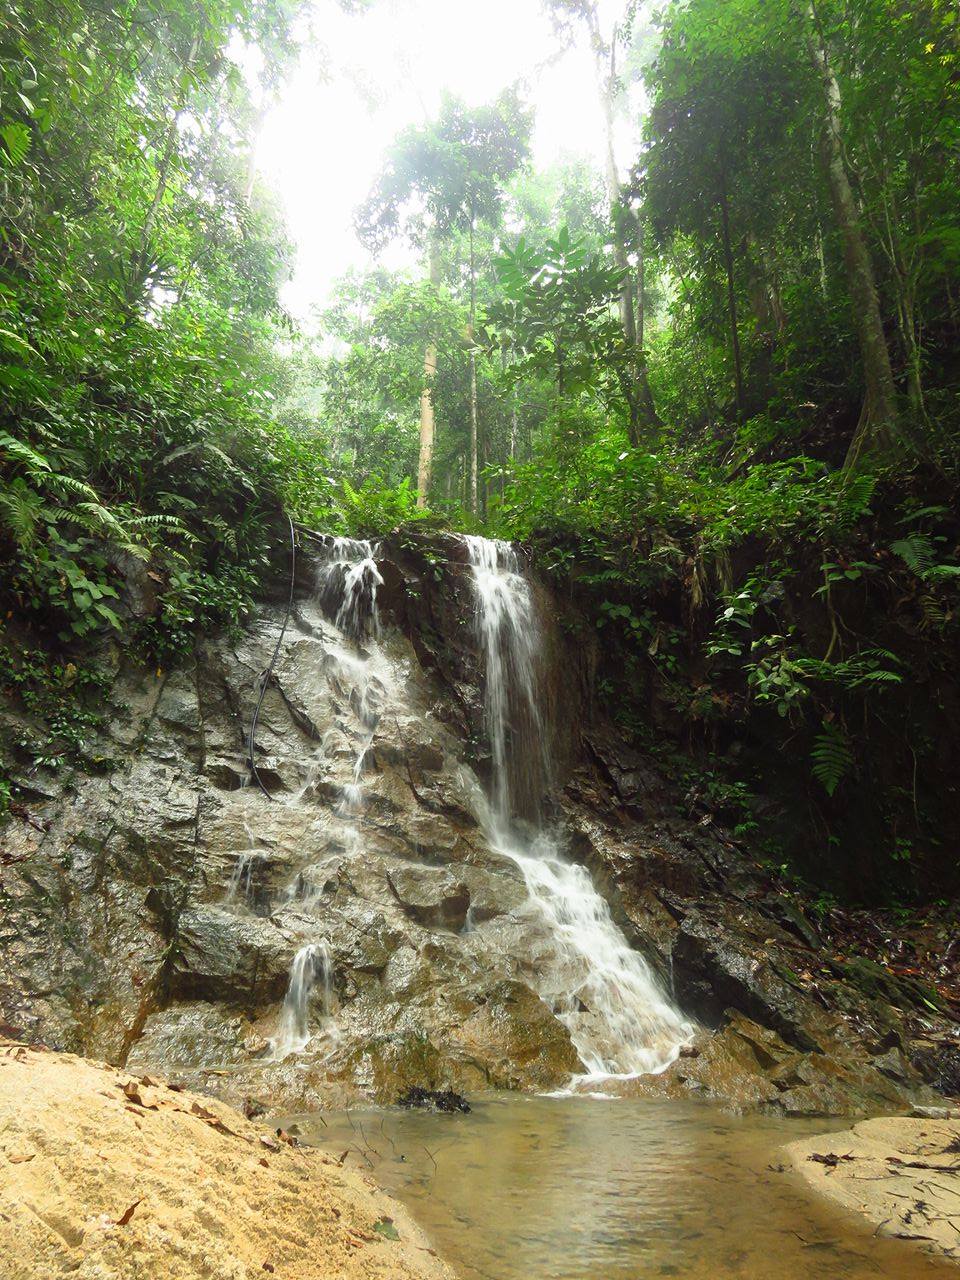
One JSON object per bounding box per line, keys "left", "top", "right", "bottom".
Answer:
{"left": 0, "top": 530, "right": 955, "bottom": 1116}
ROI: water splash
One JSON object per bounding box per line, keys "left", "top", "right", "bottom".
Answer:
{"left": 273, "top": 941, "right": 336, "bottom": 1059}
{"left": 225, "top": 849, "right": 265, "bottom": 905}
{"left": 317, "top": 536, "right": 383, "bottom": 641}
{"left": 225, "top": 821, "right": 265, "bottom": 906}
{"left": 462, "top": 535, "right": 694, "bottom": 1080}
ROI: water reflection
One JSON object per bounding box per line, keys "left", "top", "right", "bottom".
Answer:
{"left": 286, "top": 1096, "right": 954, "bottom": 1280}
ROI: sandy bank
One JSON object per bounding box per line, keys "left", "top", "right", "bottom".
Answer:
{"left": 0, "top": 1039, "right": 454, "bottom": 1280}
{"left": 786, "top": 1112, "right": 960, "bottom": 1265}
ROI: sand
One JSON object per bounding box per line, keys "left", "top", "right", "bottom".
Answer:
{"left": 786, "top": 1112, "right": 960, "bottom": 1265}
{"left": 0, "top": 1040, "right": 455, "bottom": 1279}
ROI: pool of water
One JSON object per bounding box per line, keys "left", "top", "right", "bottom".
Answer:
{"left": 282, "top": 1095, "right": 954, "bottom": 1280}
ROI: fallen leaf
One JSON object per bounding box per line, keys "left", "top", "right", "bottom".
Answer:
{"left": 116, "top": 1199, "right": 142, "bottom": 1226}
{"left": 121, "top": 1081, "right": 158, "bottom": 1109}
{"left": 190, "top": 1101, "right": 237, "bottom": 1136}
{"left": 8, "top": 1153, "right": 34, "bottom": 1164}
{"left": 808, "top": 1151, "right": 854, "bottom": 1170}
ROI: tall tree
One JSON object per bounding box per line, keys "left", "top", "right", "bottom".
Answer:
{"left": 356, "top": 92, "right": 531, "bottom": 509}
{"left": 547, "top": 0, "right": 661, "bottom": 444}
{"left": 803, "top": 0, "right": 897, "bottom": 467}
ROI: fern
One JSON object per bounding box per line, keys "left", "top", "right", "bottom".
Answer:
{"left": 891, "top": 534, "right": 960, "bottom": 582}
{"left": 0, "top": 123, "right": 31, "bottom": 166}
{"left": 44, "top": 473, "right": 99, "bottom": 500}
{"left": 842, "top": 471, "right": 876, "bottom": 519}
{"left": 810, "top": 722, "right": 853, "bottom": 797}
{"left": 891, "top": 534, "right": 935, "bottom": 577}
{"left": 0, "top": 478, "right": 46, "bottom": 547}
{"left": 0, "top": 431, "right": 51, "bottom": 472}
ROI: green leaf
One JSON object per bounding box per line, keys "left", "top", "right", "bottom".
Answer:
{"left": 0, "top": 123, "right": 31, "bottom": 166}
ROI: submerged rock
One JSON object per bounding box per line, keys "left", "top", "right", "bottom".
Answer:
{"left": 397, "top": 1086, "right": 471, "bottom": 1113}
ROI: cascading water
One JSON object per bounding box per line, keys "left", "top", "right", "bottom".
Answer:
{"left": 317, "top": 536, "right": 383, "bottom": 641}
{"left": 269, "top": 538, "right": 387, "bottom": 1056}
{"left": 272, "top": 941, "right": 336, "bottom": 1059}
{"left": 461, "top": 536, "right": 546, "bottom": 821}
{"left": 463, "top": 535, "right": 694, "bottom": 1080}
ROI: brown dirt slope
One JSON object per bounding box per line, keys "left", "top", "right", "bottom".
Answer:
{"left": 0, "top": 1039, "right": 455, "bottom": 1280}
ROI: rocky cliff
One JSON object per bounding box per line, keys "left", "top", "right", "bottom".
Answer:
{"left": 0, "top": 530, "right": 955, "bottom": 1117}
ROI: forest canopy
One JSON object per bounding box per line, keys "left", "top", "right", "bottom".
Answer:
{"left": 2, "top": 0, "right": 959, "bottom": 895}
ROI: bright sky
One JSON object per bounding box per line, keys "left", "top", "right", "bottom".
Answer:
{"left": 249, "top": 0, "right": 623, "bottom": 318}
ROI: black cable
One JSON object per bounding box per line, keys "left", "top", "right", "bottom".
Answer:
{"left": 248, "top": 514, "right": 296, "bottom": 800}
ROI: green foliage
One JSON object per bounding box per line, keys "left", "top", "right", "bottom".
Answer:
{"left": 356, "top": 91, "right": 532, "bottom": 251}
{"left": 891, "top": 534, "right": 960, "bottom": 582}
{"left": 0, "top": 635, "right": 113, "bottom": 778}
{"left": 0, "top": 0, "right": 343, "bottom": 659}
{"left": 810, "top": 721, "right": 854, "bottom": 797}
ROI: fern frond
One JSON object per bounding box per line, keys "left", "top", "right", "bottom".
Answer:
{"left": 0, "top": 478, "right": 45, "bottom": 547}
{"left": 810, "top": 722, "right": 853, "bottom": 797}
{"left": 0, "top": 431, "right": 52, "bottom": 473}
{"left": 892, "top": 535, "right": 935, "bottom": 577}
{"left": 44, "top": 473, "right": 99, "bottom": 500}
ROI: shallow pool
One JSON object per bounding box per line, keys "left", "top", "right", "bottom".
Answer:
{"left": 281, "top": 1095, "right": 955, "bottom": 1279}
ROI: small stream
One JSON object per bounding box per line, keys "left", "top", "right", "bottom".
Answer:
{"left": 285, "top": 1096, "right": 953, "bottom": 1279}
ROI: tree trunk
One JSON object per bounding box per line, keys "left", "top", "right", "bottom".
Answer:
{"left": 718, "top": 172, "right": 745, "bottom": 422}
{"left": 468, "top": 207, "right": 479, "bottom": 515}
{"left": 416, "top": 237, "right": 440, "bottom": 508}
{"left": 807, "top": 2, "right": 897, "bottom": 467}
{"left": 594, "top": 17, "right": 660, "bottom": 443}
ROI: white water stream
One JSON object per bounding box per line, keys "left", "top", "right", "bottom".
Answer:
{"left": 463, "top": 535, "right": 693, "bottom": 1080}
{"left": 271, "top": 537, "right": 385, "bottom": 1058}
{"left": 273, "top": 940, "right": 336, "bottom": 1059}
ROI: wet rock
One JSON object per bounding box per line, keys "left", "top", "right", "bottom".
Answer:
{"left": 452, "top": 981, "right": 581, "bottom": 1088}
{"left": 204, "top": 758, "right": 249, "bottom": 791}
{"left": 830, "top": 955, "right": 942, "bottom": 1013}
{"left": 127, "top": 1003, "right": 251, "bottom": 1073}
{"left": 671, "top": 911, "right": 823, "bottom": 1052}
{"left": 171, "top": 907, "right": 293, "bottom": 1003}
{"left": 387, "top": 867, "right": 471, "bottom": 931}
{"left": 912, "top": 1040, "right": 960, "bottom": 1094}
{"left": 397, "top": 1086, "right": 471, "bottom": 1113}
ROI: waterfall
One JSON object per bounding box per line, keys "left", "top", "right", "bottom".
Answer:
{"left": 461, "top": 535, "right": 545, "bottom": 822}
{"left": 316, "top": 536, "right": 382, "bottom": 640}
{"left": 269, "top": 538, "right": 385, "bottom": 1057}
{"left": 463, "top": 535, "right": 694, "bottom": 1081}
{"left": 273, "top": 941, "right": 335, "bottom": 1059}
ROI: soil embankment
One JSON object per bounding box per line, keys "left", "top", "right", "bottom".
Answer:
{"left": 0, "top": 1039, "right": 453, "bottom": 1280}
